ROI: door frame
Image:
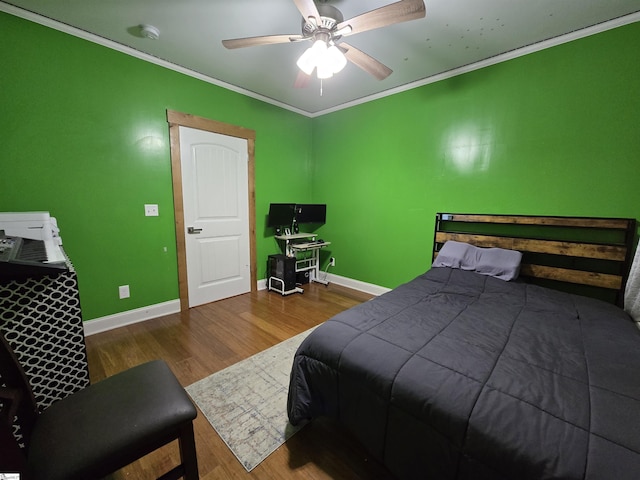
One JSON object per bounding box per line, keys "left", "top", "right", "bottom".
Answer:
{"left": 167, "top": 110, "right": 257, "bottom": 311}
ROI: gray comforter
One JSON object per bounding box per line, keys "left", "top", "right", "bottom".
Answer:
{"left": 287, "top": 267, "right": 640, "bottom": 479}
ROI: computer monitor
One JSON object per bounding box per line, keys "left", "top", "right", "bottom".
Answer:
{"left": 267, "top": 203, "right": 295, "bottom": 228}
{"left": 295, "top": 204, "right": 326, "bottom": 225}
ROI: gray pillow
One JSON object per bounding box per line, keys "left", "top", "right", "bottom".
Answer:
{"left": 433, "top": 240, "right": 522, "bottom": 281}
{"left": 475, "top": 246, "right": 522, "bottom": 281}
{"left": 431, "top": 240, "right": 477, "bottom": 270}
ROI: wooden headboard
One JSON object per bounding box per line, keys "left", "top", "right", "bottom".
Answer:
{"left": 433, "top": 213, "right": 636, "bottom": 305}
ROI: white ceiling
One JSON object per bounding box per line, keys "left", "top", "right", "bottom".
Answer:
{"left": 3, "top": 0, "right": 639, "bottom": 116}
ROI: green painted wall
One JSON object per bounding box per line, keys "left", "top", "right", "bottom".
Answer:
{"left": 311, "top": 22, "right": 640, "bottom": 289}
{"left": 2, "top": 11, "right": 639, "bottom": 320}
{"left": 0, "top": 12, "right": 313, "bottom": 320}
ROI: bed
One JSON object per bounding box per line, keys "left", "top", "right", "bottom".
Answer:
{"left": 287, "top": 213, "right": 640, "bottom": 480}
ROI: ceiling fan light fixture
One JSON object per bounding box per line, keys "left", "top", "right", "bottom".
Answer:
{"left": 310, "top": 39, "right": 328, "bottom": 57}
{"left": 326, "top": 45, "right": 347, "bottom": 73}
{"left": 296, "top": 44, "right": 318, "bottom": 75}
{"left": 297, "top": 39, "right": 326, "bottom": 75}
{"left": 316, "top": 63, "right": 334, "bottom": 79}
{"left": 297, "top": 39, "right": 347, "bottom": 79}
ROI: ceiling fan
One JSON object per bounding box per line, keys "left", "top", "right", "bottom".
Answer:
{"left": 222, "top": 0, "right": 426, "bottom": 85}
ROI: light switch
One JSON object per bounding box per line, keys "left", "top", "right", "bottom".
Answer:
{"left": 144, "top": 204, "right": 159, "bottom": 216}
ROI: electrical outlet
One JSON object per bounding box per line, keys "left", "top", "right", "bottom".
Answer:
{"left": 330, "top": 257, "right": 336, "bottom": 267}
{"left": 119, "top": 285, "right": 130, "bottom": 299}
{"left": 144, "top": 204, "right": 159, "bottom": 216}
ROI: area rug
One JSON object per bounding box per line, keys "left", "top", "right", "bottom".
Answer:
{"left": 185, "top": 327, "right": 316, "bottom": 472}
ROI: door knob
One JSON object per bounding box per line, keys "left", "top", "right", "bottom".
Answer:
{"left": 187, "top": 226, "right": 202, "bottom": 234}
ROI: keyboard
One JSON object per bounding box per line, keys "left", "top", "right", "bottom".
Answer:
{"left": 291, "top": 241, "right": 330, "bottom": 250}
{"left": 0, "top": 236, "right": 69, "bottom": 282}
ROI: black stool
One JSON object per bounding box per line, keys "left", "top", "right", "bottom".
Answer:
{"left": 0, "top": 332, "right": 199, "bottom": 479}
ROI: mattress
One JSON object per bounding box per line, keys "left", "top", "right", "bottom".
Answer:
{"left": 287, "top": 267, "right": 640, "bottom": 479}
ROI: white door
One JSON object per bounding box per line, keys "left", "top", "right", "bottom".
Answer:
{"left": 179, "top": 126, "right": 250, "bottom": 307}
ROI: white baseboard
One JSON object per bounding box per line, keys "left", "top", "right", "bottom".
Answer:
{"left": 259, "top": 273, "right": 388, "bottom": 296}
{"left": 326, "top": 273, "right": 391, "bottom": 296}
{"left": 84, "top": 275, "right": 387, "bottom": 336}
{"left": 83, "top": 300, "right": 181, "bottom": 336}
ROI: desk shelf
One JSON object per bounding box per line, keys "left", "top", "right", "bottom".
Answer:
{"left": 272, "top": 233, "right": 331, "bottom": 290}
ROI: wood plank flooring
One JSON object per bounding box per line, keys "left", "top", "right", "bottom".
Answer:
{"left": 85, "top": 283, "right": 396, "bottom": 480}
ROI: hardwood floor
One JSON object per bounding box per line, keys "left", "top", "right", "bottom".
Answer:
{"left": 85, "top": 283, "right": 396, "bottom": 480}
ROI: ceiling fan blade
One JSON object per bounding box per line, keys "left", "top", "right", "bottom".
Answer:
{"left": 293, "top": 0, "right": 321, "bottom": 24}
{"left": 340, "top": 43, "right": 393, "bottom": 80}
{"left": 336, "top": 0, "right": 426, "bottom": 37}
{"left": 294, "top": 70, "right": 311, "bottom": 88}
{"left": 222, "top": 34, "right": 304, "bottom": 49}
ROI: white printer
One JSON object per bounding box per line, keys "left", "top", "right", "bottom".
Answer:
{"left": 0, "top": 211, "right": 63, "bottom": 245}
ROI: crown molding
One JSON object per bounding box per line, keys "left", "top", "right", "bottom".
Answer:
{"left": 2, "top": 2, "right": 639, "bottom": 118}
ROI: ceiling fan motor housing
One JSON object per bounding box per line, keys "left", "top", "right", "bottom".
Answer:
{"left": 301, "top": 4, "right": 344, "bottom": 38}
